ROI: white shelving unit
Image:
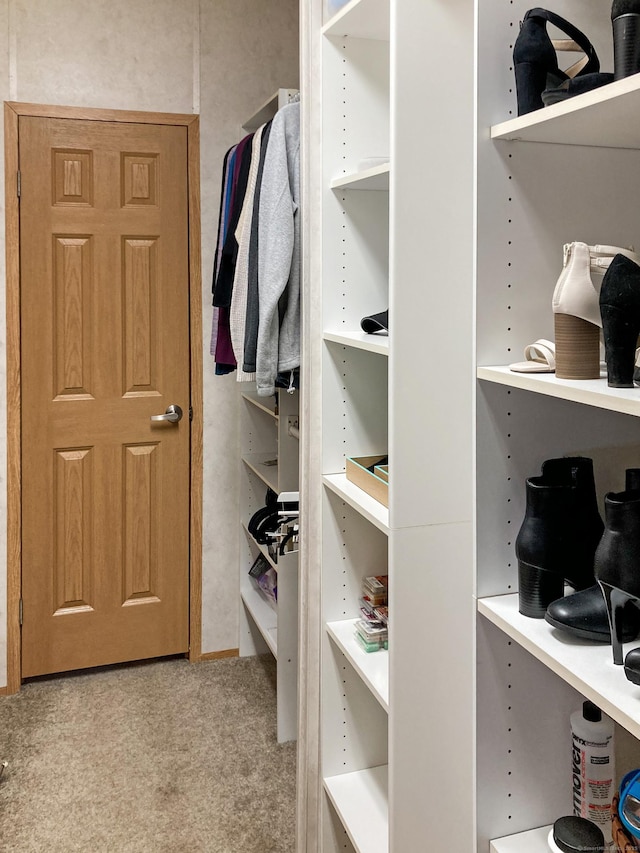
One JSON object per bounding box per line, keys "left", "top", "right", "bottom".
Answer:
{"left": 235, "top": 91, "right": 301, "bottom": 744}
{"left": 300, "top": 0, "right": 640, "bottom": 849}
{"left": 239, "top": 385, "right": 299, "bottom": 744}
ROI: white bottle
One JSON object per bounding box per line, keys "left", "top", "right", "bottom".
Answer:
{"left": 571, "top": 700, "right": 615, "bottom": 845}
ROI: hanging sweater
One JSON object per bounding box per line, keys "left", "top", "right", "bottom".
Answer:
{"left": 256, "top": 101, "right": 300, "bottom": 397}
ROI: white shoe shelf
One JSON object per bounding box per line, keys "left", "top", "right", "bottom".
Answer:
{"left": 299, "top": 0, "right": 640, "bottom": 850}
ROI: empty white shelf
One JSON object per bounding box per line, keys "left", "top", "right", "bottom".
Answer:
{"left": 322, "top": 0, "right": 389, "bottom": 40}
{"left": 323, "top": 473, "right": 389, "bottom": 534}
{"left": 331, "top": 162, "right": 390, "bottom": 191}
{"left": 242, "top": 88, "right": 298, "bottom": 132}
{"left": 479, "top": 593, "right": 640, "bottom": 741}
{"left": 490, "top": 826, "right": 552, "bottom": 853}
{"left": 491, "top": 74, "right": 640, "bottom": 150}
{"left": 242, "top": 453, "right": 279, "bottom": 492}
{"left": 241, "top": 392, "right": 279, "bottom": 420}
{"left": 241, "top": 576, "right": 278, "bottom": 658}
{"left": 477, "top": 366, "right": 640, "bottom": 418}
{"left": 327, "top": 619, "right": 389, "bottom": 711}
{"left": 324, "top": 330, "right": 389, "bottom": 356}
{"left": 324, "top": 765, "right": 389, "bottom": 853}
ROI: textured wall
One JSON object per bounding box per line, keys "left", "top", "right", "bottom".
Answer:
{"left": 0, "top": 0, "right": 299, "bottom": 683}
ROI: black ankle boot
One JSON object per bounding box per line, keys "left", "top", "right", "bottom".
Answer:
{"left": 516, "top": 457, "right": 602, "bottom": 618}
{"left": 624, "top": 647, "right": 640, "bottom": 684}
{"left": 612, "top": 0, "right": 640, "bottom": 80}
{"left": 595, "top": 489, "right": 640, "bottom": 664}
{"left": 513, "top": 8, "right": 600, "bottom": 115}
{"left": 600, "top": 254, "right": 640, "bottom": 388}
{"left": 545, "top": 584, "right": 640, "bottom": 642}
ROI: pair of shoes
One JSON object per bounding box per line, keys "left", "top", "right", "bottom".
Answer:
{"left": 551, "top": 242, "right": 640, "bottom": 384}
{"left": 514, "top": 4, "right": 640, "bottom": 117}
{"left": 516, "top": 456, "right": 603, "bottom": 618}
{"left": 540, "top": 467, "right": 640, "bottom": 677}
{"left": 513, "top": 9, "right": 601, "bottom": 116}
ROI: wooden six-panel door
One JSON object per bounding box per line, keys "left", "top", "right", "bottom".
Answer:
{"left": 19, "top": 116, "right": 191, "bottom": 677}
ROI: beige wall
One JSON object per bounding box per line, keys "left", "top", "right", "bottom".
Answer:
{"left": 0, "top": 0, "right": 299, "bottom": 684}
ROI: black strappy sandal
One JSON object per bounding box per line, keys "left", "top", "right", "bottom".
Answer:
{"left": 513, "top": 8, "right": 600, "bottom": 115}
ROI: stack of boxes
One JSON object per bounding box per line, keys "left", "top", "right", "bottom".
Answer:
{"left": 355, "top": 575, "right": 388, "bottom": 652}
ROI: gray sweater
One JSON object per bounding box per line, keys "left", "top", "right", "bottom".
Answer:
{"left": 256, "top": 101, "right": 300, "bottom": 396}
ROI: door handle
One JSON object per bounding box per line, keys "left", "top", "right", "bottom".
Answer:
{"left": 150, "top": 404, "right": 183, "bottom": 423}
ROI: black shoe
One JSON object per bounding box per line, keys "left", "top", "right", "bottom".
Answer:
{"left": 612, "top": 0, "right": 640, "bottom": 80}
{"left": 513, "top": 8, "right": 600, "bottom": 116}
{"left": 600, "top": 254, "right": 640, "bottom": 388}
{"left": 545, "top": 584, "right": 640, "bottom": 643}
{"left": 624, "top": 647, "right": 640, "bottom": 684}
{"left": 596, "top": 489, "right": 640, "bottom": 663}
{"left": 516, "top": 457, "right": 602, "bottom": 618}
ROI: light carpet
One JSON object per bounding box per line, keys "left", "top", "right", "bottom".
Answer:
{"left": 0, "top": 655, "right": 296, "bottom": 853}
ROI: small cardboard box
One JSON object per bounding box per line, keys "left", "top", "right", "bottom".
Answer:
{"left": 346, "top": 455, "right": 389, "bottom": 507}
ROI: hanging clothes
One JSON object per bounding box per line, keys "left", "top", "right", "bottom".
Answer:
{"left": 255, "top": 100, "right": 301, "bottom": 397}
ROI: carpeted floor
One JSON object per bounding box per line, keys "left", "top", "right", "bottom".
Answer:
{"left": 0, "top": 655, "right": 296, "bottom": 853}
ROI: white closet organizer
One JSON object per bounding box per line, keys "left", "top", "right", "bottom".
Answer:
{"left": 303, "top": 0, "right": 640, "bottom": 850}
{"left": 477, "top": 2, "right": 640, "bottom": 850}
{"left": 237, "top": 90, "right": 300, "bottom": 745}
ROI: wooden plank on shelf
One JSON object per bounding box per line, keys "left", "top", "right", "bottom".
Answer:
{"left": 324, "top": 765, "right": 389, "bottom": 853}
{"left": 490, "top": 825, "right": 552, "bottom": 852}
{"left": 490, "top": 74, "right": 640, "bottom": 149}
{"left": 478, "top": 594, "right": 640, "bottom": 741}
{"left": 241, "top": 521, "right": 278, "bottom": 571}
{"left": 324, "top": 330, "right": 389, "bottom": 356}
{"left": 322, "top": 0, "right": 390, "bottom": 40}
{"left": 477, "top": 366, "right": 640, "bottom": 419}
{"left": 327, "top": 620, "right": 389, "bottom": 711}
{"left": 323, "top": 473, "right": 389, "bottom": 534}
{"left": 241, "top": 392, "right": 279, "bottom": 420}
{"left": 330, "top": 162, "right": 390, "bottom": 191}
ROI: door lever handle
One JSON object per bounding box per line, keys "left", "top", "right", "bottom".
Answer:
{"left": 150, "top": 404, "right": 183, "bottom": 423}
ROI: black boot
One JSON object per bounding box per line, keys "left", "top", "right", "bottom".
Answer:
{"left": 516, "top": 457, "right": 602, "bottom": 618}
{"left": 612, "top": 0, "right": 640, "bottom": 80}
{"left": 600, "top": 254, "right": 640, "bottom": 388}
{"left": 545, "top": 584, "right": 640, "bottom": 642}
{"left": 595, "top": 489, "right": 640, "bottom": 664}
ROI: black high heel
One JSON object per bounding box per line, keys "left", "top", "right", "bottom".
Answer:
{"left": 516, "top": 457, "right": 602, "bottom": 618}
{"left": 612, "top": 0, "right": 640, "bottom": 80}
{"left": 595, "top": 489, "right": 640, "bottom": 664}
{"left": 513, "top": 8, "right": 600, "bottom": 116}
{"left": 600, "top": 254, "right": 640, "bottom": 388}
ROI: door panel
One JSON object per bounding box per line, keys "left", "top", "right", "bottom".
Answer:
{"left": 20, "top": 117, "right": 191, "bottom": 677}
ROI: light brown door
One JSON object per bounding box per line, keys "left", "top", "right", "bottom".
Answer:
{"left": 19, "top": 116, "right": 191, "bottom": 677}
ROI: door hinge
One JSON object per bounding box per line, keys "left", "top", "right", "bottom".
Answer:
{"left": 16, "top": 171, "right": 21, "bottom": 198}
{"left": 189, "top": 406, "right": 193, "bottom": 421}
{"left": 19, "top": 598, "right": 23, "bottom": 626}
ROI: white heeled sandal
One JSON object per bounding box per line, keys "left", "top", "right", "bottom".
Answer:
{"left": 552, "top": 242, "right": 640, "bottom": 379}
{"left": 509, "top": 339, "right": 556, "bottom": 373}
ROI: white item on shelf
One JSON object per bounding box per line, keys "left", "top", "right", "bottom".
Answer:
{"left": 570, "top": 701, "right": 615, "bottom": 844}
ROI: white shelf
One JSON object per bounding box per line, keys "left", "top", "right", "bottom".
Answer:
{"left": 490, "top": 74, "right": 640, "bottom": 149}
{"left": 324, "top": 765, "right": 389, "bottom": 853}
{"left": 242, "top": 88, "right": 298, "bottom": 132}
{"left": 478, "top": 593, "right": 640, "bottom": 741}
{"left": 490, "top": 826, "right": 552, "bottom": 853}
{"left": 322, "top": 0, "right": 389, "bottom": 40}
{"left": 241, "top": 521, "right": 278, "bottom": 571}
{"left": 324, "top": 331, "right": 389, "bottom": 356}
{"left": 330, "top": 163, "right": 390, "bottom": 191}
{"left": 327, "top": 620, "right": 389, "bottom": 712}
{"left": 242, "top": 453, "right": 279, "bottom": 492}
{"left": 477, "top": 366, "right": 640, "bottom": 418}
{"left": 323, "top": 473, "right": 389, "bottom": 534}
{"left": 240, "top": 577, "right": 278, "bottom": 658}
{"left": 241, "top": 392, "right": 279, "bottom": 420}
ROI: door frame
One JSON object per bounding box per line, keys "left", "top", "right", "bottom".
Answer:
{"left": 3, "top": 102, "right": 203, "bottom": 693}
